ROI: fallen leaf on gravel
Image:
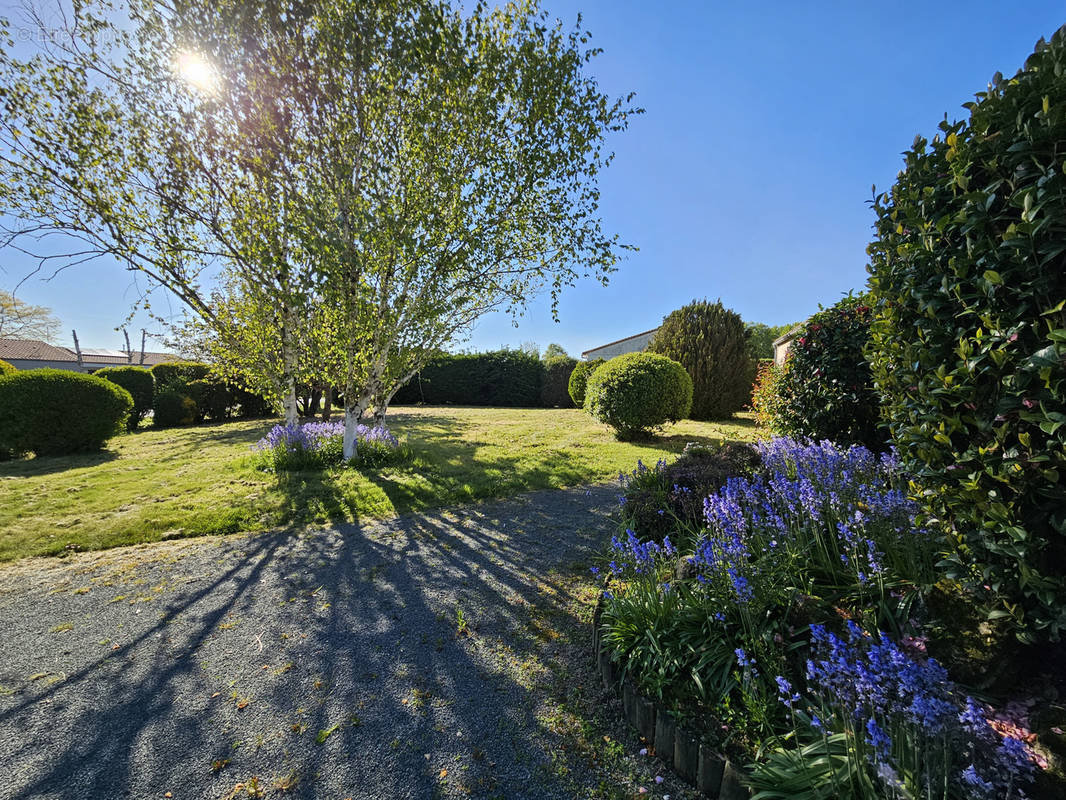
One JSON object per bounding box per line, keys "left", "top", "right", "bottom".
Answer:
{"left": 211, "top": 692, "right": 220, "bottom": 698}
{"left": 439, "top": 769, "right": 447, "bottom": 779}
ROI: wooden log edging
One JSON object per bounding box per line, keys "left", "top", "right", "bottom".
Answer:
{"left": 592, "top": 597, "right": 751, "bottom": 799}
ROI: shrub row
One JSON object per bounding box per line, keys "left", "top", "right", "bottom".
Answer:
{"left": 392, "top": 349, "right": 576, "bottom": 407}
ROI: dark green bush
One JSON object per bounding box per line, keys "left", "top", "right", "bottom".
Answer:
{"left": 392, "top": 349, "right": 544, "bottom": 406}
{"left": 0, "top": 369, "right": 132, "bottom": 456}
{"left": 540, "top": 355, "right": 577, "bottom": 408}
{"left": 621, "top": 442, "right": 761, "bottom": 542}
{"left": 866, "top": 27, "right": 1066, "bottom": 641}
{"left": 567, "top": 358, "right": 604, "bottom": 407}
{"left": 95, "top": 366, "right": 154, "bottom": 431}
{"left": 232, "top": 385, "right": 275, "bottom": 418}
{"left": 584, "top": 352, "right": 693, "bottom": 439}
{"left": 149, "top": 361, "right": 210, "bottom": 392}
{"left": 647, "top": 299, "right": 756, "bottom": 420}
{"left": 186, "top": 377, "right": 232, "bottom": 422}
{"left": 772, "top": 294, "right": 885, "bottom": 450}
{"left": 0, "top": 358, "right": 15, "bottom": 376}
{"left": 153, "top": 390, "right": 197, "bottom": 428}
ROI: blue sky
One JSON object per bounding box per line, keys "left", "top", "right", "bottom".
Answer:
{"left": 4, "top": 1, "right": 1065, "bottom": 357}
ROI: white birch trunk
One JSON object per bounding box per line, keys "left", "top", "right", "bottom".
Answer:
{"left": 280, "top": 305, "right": 299, "bottom": 426}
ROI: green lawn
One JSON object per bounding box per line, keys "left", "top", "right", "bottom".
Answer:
{"left": 0, "top": 406, "right": 757, "bottom": 562}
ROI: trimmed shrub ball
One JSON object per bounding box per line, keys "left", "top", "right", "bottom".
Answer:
{"left": 153, "top": 390, "right": 198, "bottom": 428}
{"left": 0, "top": 369, "right": 133, "bottom": 457}
{"left": 584, "top": 352, "right": 693, "bottom": 439}
{"left": 95, "top": 366, "right": 154, "bottom": 431}
{"left": 568, "top": 358, "right": 604, "bottom": 407}
{"left": 0, "top": 358, "right": 15, "bottom": 376}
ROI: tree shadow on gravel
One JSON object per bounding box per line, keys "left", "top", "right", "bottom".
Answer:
{"left": 0, "top": 485, "right": 617, "bottom": 800}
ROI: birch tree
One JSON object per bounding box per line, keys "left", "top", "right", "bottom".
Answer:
{"left": 0, "top": 0, "right": 637, "bottom": 456}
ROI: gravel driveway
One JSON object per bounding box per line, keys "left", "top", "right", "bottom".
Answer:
{"left": 0, "top": 484, "right": 694, "bottom": 800}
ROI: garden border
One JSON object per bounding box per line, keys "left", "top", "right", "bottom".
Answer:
{"left": 592, "top": 596, "right": 750, "bottom": 799}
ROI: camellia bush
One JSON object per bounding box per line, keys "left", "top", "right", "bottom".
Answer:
{"left": 647, "top": 298, "right": 756, "bottom": 420}
{"left": 0, "top": 369, "right": 132, "bottom": 456}
{"left": 567, "top": 358, "right": 604, "bottom": 407}
{"left": 867, "top": 28, "right": 1066, "bottom": 641}
{"left": 584, "top": 352, "right": 692, "bottom": 439}
{"left": 95, "top": 366, "right": 154, "bottom": 431}
{"left": 770, "top": 294, "right": 885, "bottom": 451}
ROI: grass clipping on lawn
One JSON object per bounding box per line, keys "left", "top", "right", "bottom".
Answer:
{"left": 0, "top": 406, "right": 757, "bottom": 562}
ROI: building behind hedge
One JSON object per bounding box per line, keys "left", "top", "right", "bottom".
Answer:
{"left": 0, "top": 339, "right": 176, "bottom": 372}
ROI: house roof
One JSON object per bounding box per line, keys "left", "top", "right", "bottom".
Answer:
{"left": 0, "top": 338, "right": 177, "bottom": 367}
{"left": 0, "top": 338, "right": 76, "bottom": 362}
{"left": 80, "top": 351, "right": 177, "bottom": 367}
{"left": 771, "top": 325, "right": 804, "bottom": 348}
{"left": 580, "top": 327, "right": 660, "bottom": 359}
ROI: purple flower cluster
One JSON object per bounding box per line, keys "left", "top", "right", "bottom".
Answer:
{"left": 691, "top": 438, "right": 930, "bottom": 594}
{"left": 254, "top": 420, "right": 399, "bottom": 470}
{"left": 608, "top": 528, "right": 675, "bottom": 575}
{"left": 802, "top": 622, "right": 1034, "bottom": 798}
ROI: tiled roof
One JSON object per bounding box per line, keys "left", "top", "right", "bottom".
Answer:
{"left": 0, "top": 338, "right": 76, "bottom": 362}
{"left": 0, "top": 339, "right": 177, "bottom": 366}
{"left": 81, "top": 351, "right": 177, "bottom": 367}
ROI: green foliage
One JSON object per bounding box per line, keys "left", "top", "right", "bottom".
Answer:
{"left": 0, "top": 369, "right": 132, "bottom": 456}
{"left": 0, "top": 358, "right": 15, "bottom": 375}
{"left": 95, "top": 366, "right": 153, "bottom": 431}
{"left": 542, "top": 343, "right": 569, "bottom": 360}
{"left": 231, "top": 385, "right": 276, "bottom": 419}
{"left": 866, "top": 28, "right": 1066, "bottom": 641}
{"left": 584, "top": 352, "right": 693, "bottom": 439}
{"left": 540, "top": 355, "right": 577, "bottom": 408}
{"left": 648, "top": 299, "right": 756, "bottom": 420}
{"left": 771, "top": 294, "right": 884, "bottom": 450}
{"left": 750, "top": 361, "right": 787, "bottom": 432}
{"left": 391, "top": 350, "right": 545, "bottom": 406}
{"left": 149, "top": 361, "right": 211, "bottom": 393}
{"left": 186, "top": 377, "right": 232, "bottom": 422}
{"left": 153, "top": 391, "right": 197, "bottom": 428}
{"left": 567, "top": 358, "right": 604, "bottom": 407}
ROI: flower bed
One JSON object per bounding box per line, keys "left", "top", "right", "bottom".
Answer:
{"left": 594, "top": 438, "right": 1043, "bottom": 798}
{"left": 253, "top": 420, "right": 402, "bottom": 470}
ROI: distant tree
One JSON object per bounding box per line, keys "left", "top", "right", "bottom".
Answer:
{"left": 745, "top": 321, "right": 800, "bottom": 361}
{"left": 0, "top": 291, "right": 60, "bottom": 342}
{"left": 648, "top": 299, "right": 756, "bottom": 420}
{"left": 543, "top": 343, "right": 569, "bottom": 360}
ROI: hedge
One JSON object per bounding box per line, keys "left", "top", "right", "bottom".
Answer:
{"left": 392, "top": 350, "right": 544, "bottom": 406}
{"left": 95, "top": 366, "right": 154, "bottom": 431}
{"left": 0, "top": 369, "right": 132, "bottom": 456}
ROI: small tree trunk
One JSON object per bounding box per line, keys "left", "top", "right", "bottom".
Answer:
{"left": 280, "top": 307, "right": 299, "bottom": 426}
{"left": 321, "top": 386, "right": 333, "bottom": 421}
{"left": 343, "top": 402, "right": 361, "bottom": 460}
{"left": 371, "top": 401, "right": 386, "bottom": 428}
